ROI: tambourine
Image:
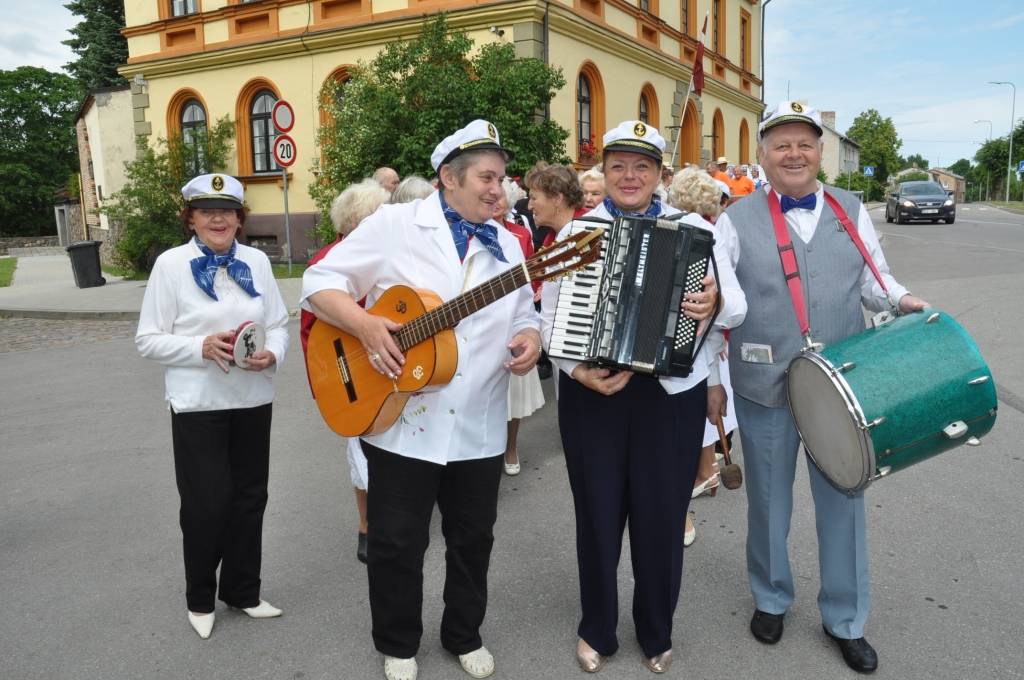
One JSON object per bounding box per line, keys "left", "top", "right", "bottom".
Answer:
{"left": 231, "top": 321, "right": 265, "bottom": 368}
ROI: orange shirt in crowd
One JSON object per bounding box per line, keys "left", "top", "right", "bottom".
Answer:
{"left": 712, "top": 170, "right": 731, "bottom": 184}
{"left": 730, "top": 174, "right": 755, "bottom": 197}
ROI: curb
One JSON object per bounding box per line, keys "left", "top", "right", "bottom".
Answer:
{"left": 0, "top": 308, "right": 141, "bottom": 321}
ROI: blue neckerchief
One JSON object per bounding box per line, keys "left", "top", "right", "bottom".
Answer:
{"left": 780, "top": 193, "right": 817, "bottom": 213}
{"left": 189, "top": 237, "right": 260, "bottom": 301}
{"left": 602, "top": 196, "right": 663, "bottom": 219}
{"left": 439, "top": 192, "right": 508, "bottom": 263}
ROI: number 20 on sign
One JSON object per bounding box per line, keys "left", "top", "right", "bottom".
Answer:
{"left": 273, "top": 134, "right": 297, "bottom": 167}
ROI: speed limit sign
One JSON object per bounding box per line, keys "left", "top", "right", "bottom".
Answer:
{"left": 273, "top": 134, "right": 297, "bottom": 167}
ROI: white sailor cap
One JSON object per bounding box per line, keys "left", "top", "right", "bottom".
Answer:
{"left": 759, "top": 100, "right": 823, "bottom": 139}
{"left": 431, "top": 119, "right": 513, "bottom": 172}
{"left": 602, "top": 120, "right": 666, "bottom": 163}
{"left": 715, "top": 179, "right": 731, "bottom": 199}
{"left": 181, "top": 173, "right": 244, "bottom": 209}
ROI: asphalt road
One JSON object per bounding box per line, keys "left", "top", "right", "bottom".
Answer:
{"left": 2, "top": 204, "right": 1022, "bottom": 680}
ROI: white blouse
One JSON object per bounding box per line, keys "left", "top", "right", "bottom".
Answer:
{"left": 136, "top": 240, "right": 289, "bottom": 413}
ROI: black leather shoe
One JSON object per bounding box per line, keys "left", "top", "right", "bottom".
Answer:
{"left": 823, "top": 626, "right": 878, "bottom": 674}
{"left": 750, "top": 610, "right": 785, "bottom": 644}
{"left": 357, "top": 532, "right": 368, "bottom": 564}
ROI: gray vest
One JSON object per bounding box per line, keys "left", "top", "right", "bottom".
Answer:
{"left": 727, "top": 186, "right": 866, "bottom": 408}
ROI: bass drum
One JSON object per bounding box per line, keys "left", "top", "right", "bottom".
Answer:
{"left": 786, "top": 309, "right": 997, "bottom": 493}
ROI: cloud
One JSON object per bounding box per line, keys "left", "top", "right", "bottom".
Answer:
{"left": 988, "top": 12, "right": 1024, "bottom": 29}
{"left": 0, "top": 1, "right": 76, "bottom": 72}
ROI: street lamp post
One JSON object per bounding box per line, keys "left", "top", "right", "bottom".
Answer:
{"left": 974, "top": 119, "right": 993, "bottom": 201}
{"left": 989, "top": 81, "right": 1016, "bottom": 202}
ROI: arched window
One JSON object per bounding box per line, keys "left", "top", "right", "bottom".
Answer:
{"left": 250, "top": 90, "right": 278, "bottom": 174}
{"left": 576, "top": 62, "right": 606, "bottom": 165}
{"left": 181, "top": 99, "right": 207, "bottom": 178}
{"left": 712, "top": 108, "right": 725, "bottom": 160}
{"left": 319, "top": 66, "right": 353, "bottom": 128}
{"left": 639, "top": 84, "right": 659, "bottom": 129}
{"left": 739, "top": 119, "right": 750, "bottom": 165}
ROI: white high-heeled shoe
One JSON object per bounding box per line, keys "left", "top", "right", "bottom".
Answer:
{"left": 684, "top": 514, "right": 696, "bottom": 548}
{"left": 236, "top": 599, "right": 282, "bottom": 618}
{"left": 187, "top": 611, "right": 214, "bottom": 639}
{"left": 691, "top": 472, "right": 720, "bottom": 499}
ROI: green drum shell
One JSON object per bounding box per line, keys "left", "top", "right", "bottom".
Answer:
{"left": 788, "top": 309, "right": 997, "bottom": 492}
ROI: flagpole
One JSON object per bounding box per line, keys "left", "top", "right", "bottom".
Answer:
{"left": 670, "top": 11, "right": 709, "bottom": 169}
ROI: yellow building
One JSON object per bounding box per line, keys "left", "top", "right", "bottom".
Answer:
{"left": 120, "top": 0, "right": 764, "bottom": 259}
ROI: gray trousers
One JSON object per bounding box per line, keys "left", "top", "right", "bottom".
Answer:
{"left": 734, "top": 394, "right": 870, "bottom": 639}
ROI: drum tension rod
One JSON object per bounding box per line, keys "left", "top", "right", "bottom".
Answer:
{"left": 926, "top": 312, "right": 941, "bottom": 324}
{"left": 866, "top": 417, "right": 886, "bottom": 428}
{"left": 838, "top": 362, "right": 857, "bottom": 373}
{"left": 968, "top": 376, "right": 990, "bottom": 385}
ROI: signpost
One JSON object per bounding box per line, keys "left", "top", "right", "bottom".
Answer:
{"left": 863, "top": 166, "right": 875, "bottom": 177}
{"left": 271, "top": 101, "right": 296, "bottom": 274}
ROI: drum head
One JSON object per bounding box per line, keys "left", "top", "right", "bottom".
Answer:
{"left": 233, "top": 321, "right": 266, "bottom": 367}
{"left": 787, "top": 354, "right": 873, "bottom": 492}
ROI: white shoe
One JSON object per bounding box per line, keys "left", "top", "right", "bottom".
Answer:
{"left": 187, "top": 611, "right": 214, "bottom": 639}
{"left": 503, "top": 453, "right": 520, "bottom": 476}
{"left": 238, "top": 599, "right": 282, "bottom": 618}
{"left": 691, "top": 472, "right": 720, "bottom": 499}
{"left": 459, "top": 646, "right": 495, "bottom": 678}
{"left": 684, "top": 514, "right": 696, "bottom": 548}
{"left": 384, "top": 656, "right": 418, "bottom": 680}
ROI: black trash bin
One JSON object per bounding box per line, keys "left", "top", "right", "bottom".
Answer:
{"left": 66, "top": 241, "right": 106, "bottom": 288}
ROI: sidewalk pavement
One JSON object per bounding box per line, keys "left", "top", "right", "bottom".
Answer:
{"left": 0, "top": 255, "right": 304, "bottom": 320}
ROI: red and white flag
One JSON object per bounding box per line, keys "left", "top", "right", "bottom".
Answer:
{"left": 692, "top": 14, "right": 708, "bottom": 96}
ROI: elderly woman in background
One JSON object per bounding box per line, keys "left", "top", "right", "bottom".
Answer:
{"left": 668, "top": 166, "right": 739, "bottom": 547}
{"left": 495, "top": 177, "right": 545, "bottom": 476}
{"left": 578, "top": 166, "right": 606, "bottom": 211}
{"left": 301, "top": 178, "right": 391, "bottom": 564}
{"left": 136, "top": 174, "right": 289, "bottom": 640}
{"left": 390, "top": 175, "right": 434, "bottom": 204}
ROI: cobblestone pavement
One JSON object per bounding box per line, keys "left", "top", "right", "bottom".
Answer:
{"left": 0, "top": 317, "right": 137, "bottom": 353}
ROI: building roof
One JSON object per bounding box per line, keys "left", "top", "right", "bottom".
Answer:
{"left": 821, "top": 122, "right": 860, "bottom": 148}
{"left": 75, "top": 83, "right": 132, "bottom": 123}
{"left": 929, "top": 167, "right": 965, "bottom": 180}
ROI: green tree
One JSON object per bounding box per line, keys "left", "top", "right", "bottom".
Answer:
{"left": 948, "top": 158, "right": 972, "bottom": 177}
{"left": 902, "top": 153, "right": 929, "bottom": 170}
{"left": 0, "top": 67, "right": 81, "bottom": 237}
{"left": 816, "top": 168, "right": 829, "bottom": 184}
{"left": 846, "top": 109, "right": 902, "bottom": 197}
{"left": 62, "top": 0, "right": 129, "bottom": 93}
{"left": 974, "top": 120, "right": 1024, "bottom": 199}
{"left": 312, "top": 14, "right": 569, "bottom": 233}
{"left": 103, "top": 118, "right": 234, "bottom": 272}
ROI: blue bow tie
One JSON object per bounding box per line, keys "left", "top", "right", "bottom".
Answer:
{"left": 440, "top": 193, "right": 508, "bottom": 263}
{"left": 602, "top": 196, "right": 663, "bottom": 219}
{"left": 780, "top": 193, "right": 817, "bottom": 213}
{"left": 189, "top": 237, "right": 260, "bottom": 301}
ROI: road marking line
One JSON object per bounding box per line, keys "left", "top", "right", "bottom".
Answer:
{"left": 879, "top": 231, "right": 1024, "bottom": 254}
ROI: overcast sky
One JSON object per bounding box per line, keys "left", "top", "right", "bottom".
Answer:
{"left": 3, "top": 1, "right": 1023, "bottom": 169}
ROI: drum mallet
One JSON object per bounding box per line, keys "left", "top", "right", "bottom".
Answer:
{"left": 716, "top": 416, "right": 743, "bottom": 490}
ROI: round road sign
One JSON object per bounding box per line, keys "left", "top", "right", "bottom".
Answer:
{"left": 271, "top": 100, "right": 294, "bottom": 133}
{"left": 273, "top": 134, "right": 297, "bottom": 167}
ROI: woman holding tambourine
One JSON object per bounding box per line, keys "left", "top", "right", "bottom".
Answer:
{"left": 136, "top": 173, "right": 289, "bottom": 640}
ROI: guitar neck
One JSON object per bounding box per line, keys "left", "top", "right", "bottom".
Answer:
{"left": 394, "top": 265, "right": 529, "bottom": 351}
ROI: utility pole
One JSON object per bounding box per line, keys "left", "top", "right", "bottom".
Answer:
{"left": 974, "top": 119, "right": 993, "bottom": 201}
{"left": 989, "top": 81, "right": 1016, "bottom": 202}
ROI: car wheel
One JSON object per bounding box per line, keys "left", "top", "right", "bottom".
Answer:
{"left": 885, "top": 208, "right": 893, "bottom": 223}
{"left": 945, "top": 216, "right": 955, "bottom": 224}
{"left": 894, "top": 212, "right": 903, "bottom": 224}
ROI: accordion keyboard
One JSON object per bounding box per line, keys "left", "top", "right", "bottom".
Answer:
{"left": 548, "top": 219, "right": 611, "bottom": 361}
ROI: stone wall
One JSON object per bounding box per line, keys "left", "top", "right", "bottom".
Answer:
{"left": 0, "top": 236, "right": 60, "bottom": 256}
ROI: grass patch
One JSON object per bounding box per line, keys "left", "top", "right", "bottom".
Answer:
{"left": 272, "top": 263, "right": 307, "bottom": 279}
{"left": 0, "top": 257, "right": 17, "bottom": 287}
{"left": 988, "top": 201, "right": 1024, "bottom": 215}
{"left": 102, "top": 264, "right": 150, "bottom": 281}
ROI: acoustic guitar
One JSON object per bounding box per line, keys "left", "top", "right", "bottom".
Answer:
{"left": 306, "top": 229, "right": 603, "bottom": 437}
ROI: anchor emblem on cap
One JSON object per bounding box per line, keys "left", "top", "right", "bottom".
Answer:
{"left": 211, "top": 175, "right": 224, "bottom": 191}
{"left": 633, "top": 122, "right": 647, "bottom": 137}
{"left": 487, "top": 123, "right": 497, "bottom": 139}
{"left": 791, "top": 102, "right": 804, "bottom": 113}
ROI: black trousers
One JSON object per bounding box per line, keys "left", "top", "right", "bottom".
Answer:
{"left": 361, "top": 441, "right": 503, "bottom": 658}
{"left": 558, "top": 373, "right": 706, "bottom": 658}
{"left": 170, "top": 403, "right": 272, "bottom": 613}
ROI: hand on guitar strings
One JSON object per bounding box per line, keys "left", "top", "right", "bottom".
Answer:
{"left": 357, "top": 313, "right": 405, "bottom": 379}
{"left": 571, "top": 364, "right": 633, "bottom": 396}
{"left": 505, "top": 330, "right": 543, "bottom": 376}
{"left": 203, "top": 331, "right": 235, "bottom": 373}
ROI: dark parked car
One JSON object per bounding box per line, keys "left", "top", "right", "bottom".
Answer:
{"left": 885, "top": 181, "right": 955, "bottom": 224}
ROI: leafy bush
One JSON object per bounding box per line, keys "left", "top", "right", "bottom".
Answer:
{"left": 103, "top": 117, "right": 233, "bottom": 272}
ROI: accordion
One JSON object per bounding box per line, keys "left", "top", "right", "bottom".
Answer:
{"left": 547, "top": 215, "right": 717, "bottom": 378}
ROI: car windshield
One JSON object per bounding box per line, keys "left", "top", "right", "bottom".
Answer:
{"left": 902, "top": 182, "right": 946, "bottom": 196}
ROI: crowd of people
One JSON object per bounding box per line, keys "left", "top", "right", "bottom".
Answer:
{"left": 136, "top": 100, "right": 927, "bottom": 679}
